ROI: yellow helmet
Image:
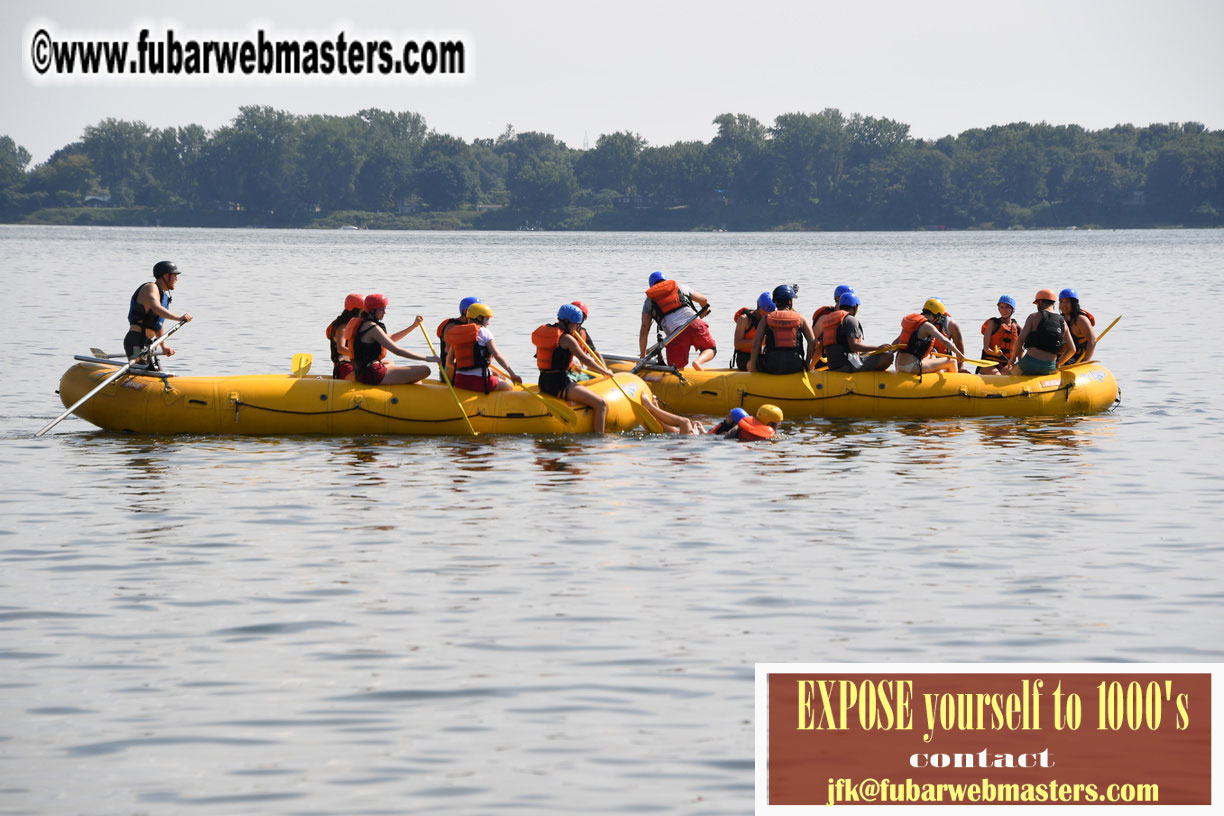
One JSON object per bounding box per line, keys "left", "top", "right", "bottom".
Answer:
{"left": 756, "top": 404, "right": 784, "bottom": 424}
{"left": 922, "top": 297, "right": 946, "bottom": 315}
{"left": 466, "top": 303, "right": 494, "bottom": 319}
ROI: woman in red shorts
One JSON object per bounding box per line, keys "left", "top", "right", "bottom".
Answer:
{"left": 347, "top": 293, "right": 437, "bottom": 385}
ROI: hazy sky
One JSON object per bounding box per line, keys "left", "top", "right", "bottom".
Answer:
{"left": 4, "top": 0, "right": 1223, "bottom": 164}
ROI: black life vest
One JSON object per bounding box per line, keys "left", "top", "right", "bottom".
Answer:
{"left": 127, "top": 284, "right": 171, "bottom": 332}
{"left": 1025, "top": 311, "right": 1065, "bottom": 353}
{"left": 899, "top": 314, "right": 933, "bottom": 360}
{"left": 352, "top": 318, "right": 388, "bottom": 373}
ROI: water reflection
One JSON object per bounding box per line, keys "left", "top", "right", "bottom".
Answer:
{"left": 975, "top": 416, "right": 1117, "bottom": 449}
{"left": 531, "top": 438, "right": 588, "bottom": 484}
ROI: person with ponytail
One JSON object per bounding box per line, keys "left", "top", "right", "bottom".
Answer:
{"left": 326, "top": 293, "right": 364, "bottom": 380}
{"left": 1058, "top": 288, "right": 1097, "bottom": 365}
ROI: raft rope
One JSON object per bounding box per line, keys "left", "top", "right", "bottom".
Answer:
{"left": 737, "top": 382, "right": 1078, "bottom": 406}
{"left": 230, "top": 398, "right": 580, "bottom": 423}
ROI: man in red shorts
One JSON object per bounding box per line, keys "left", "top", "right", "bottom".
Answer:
{"left": 638, "top": 271, "right": 716, "bottom": 369}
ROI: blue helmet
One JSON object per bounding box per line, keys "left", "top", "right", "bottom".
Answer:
{"left": 756, "top": 292, "right": 776, "bottom": 312}
{"left": 557, "top": 303, "right": 585, "bottom": 324}
{"left": 729, "top": 408, "right": 749, "bottom": 423}
{"left": 833, "top": 284, "right": 854, "bottom": 301}
{"left": 838, "top": 291, "right": 861, "bottom": 308}
{"left": 997, "top": 294, "right": 1017, "bottom": 309}
{"left": 459, "top": 296, "right": 482, "bottom": 315}
{"left": 648, "top": 271, "right": 666, "bottom": 286}
{"left": 1059, "top": 288, "right": 1079, "bottom": 301}
{"left": 772, "top": 284, "right": 795, "bottom": 302}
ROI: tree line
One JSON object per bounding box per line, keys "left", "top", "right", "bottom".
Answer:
{"left": 1, "top": 106, "right": 1221, "bottom": 230}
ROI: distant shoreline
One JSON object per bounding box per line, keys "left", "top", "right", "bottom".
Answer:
{"left": 4, "top": 207, "right": 1214, "bottom": 232}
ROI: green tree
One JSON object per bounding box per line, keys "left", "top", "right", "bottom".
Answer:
{"left": 575, "top": 131, "right": 644, "bottom": 195}
{"left": 80, "top": 118, "right": 154, "bottom": 206}
{"left": 634, "top": 141, "right": 712, "bottom": 203}
{"left": 509, "top": 158, "right": 578, "bottom": 214}
{"left": 203, "top": 106, "right": 301, "bottom": 216}
{"left": 0, "top": 136, "right": 31, "bottom": 191}
{"left": 298, "top": 115, "right": 362, "bottom": 212}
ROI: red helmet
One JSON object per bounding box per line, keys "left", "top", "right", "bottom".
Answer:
{"left": 344, "top": 293, "right": 364, "bottom": 311}
{"left": 364, "top": 293, "right": 389, "bottom": 312}
{"left": 570, "top": 300, "right": 589, "bottom": 319}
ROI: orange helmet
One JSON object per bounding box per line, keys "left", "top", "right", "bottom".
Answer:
{"left": 570, "top": 300, "right": 589, "bottom": 320}
{"left": 364, "top": 293, "right": 389, "bottom": 312}
{"left": 344, "top": 293, "right": 365, "bottom": 311}
{"left": 1034, "top": 288, "right": 1056, "bottom": 303}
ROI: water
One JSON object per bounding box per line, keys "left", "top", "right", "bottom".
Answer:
{"left": 1, "top": 226, "right": 1221, "bottom": 814}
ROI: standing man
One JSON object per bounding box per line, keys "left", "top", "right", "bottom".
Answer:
{"left": 125, "top": 261, "right": 193, "bottom": 369}
{"left": 639, "top": 271, "right": 716, "bottom": 370}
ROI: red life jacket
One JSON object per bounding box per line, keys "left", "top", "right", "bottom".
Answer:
{"left": 733, "top": 307, "right": 761, "bottom": 352}
{"left": 899, "top": 314, "right": 933, "bottom": 360}
{"left": 645, "top": 279, "right": 687, "bottom": 321}
{"left": 445, "top": 322, "right": 488, "bottom": 370}
{"left": 531, "top": 323, "right": 571, "bottom": 372}
{"left": 980, "top": 317, "right": 1020, "bottom": 362}
{"left": 763, "top": 310, "right": 802, "bottom": 351}
{"left": 820, "top": 310, "right": 849, "bottom": 347}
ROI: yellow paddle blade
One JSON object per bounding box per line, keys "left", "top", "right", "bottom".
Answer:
{"left": 291, "top": 353, "right": 312, "bottom": 377}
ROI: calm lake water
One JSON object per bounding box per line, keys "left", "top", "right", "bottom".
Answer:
{"left": 1, "top": 226, "right": 1221, "bottom": 814}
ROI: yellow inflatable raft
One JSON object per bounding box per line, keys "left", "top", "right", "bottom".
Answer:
{"left": 623, "top": 362, "right": 1119, "bottom": 419}
{"left": 56, "top": 362, "right": 654, "bottom": 435}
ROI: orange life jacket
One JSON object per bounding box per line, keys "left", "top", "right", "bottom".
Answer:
{"left": 980, "top": 316, "right": 1020, "bottom": 362}
{"left": 325, "top": 310, "right": 358, "bottom": 364}
{"left": 820, "top": 310, "right": 849, "bottom": 347}
{"left": 811, "top": 304, "right": 837, "bottom": 326}
{"left": 763, "top": 310, "right": 803, "bottom": 352}
{"left": 445, "top": 322, "right": 488, "bottom": 370}
{"left": 736, "top": 416, "right": 775, "bottom": 441}
{"left": 531, "top": 323, "right": 571, "bottom": 372}
{"left": 733, "top": 307, "right": 761, "bottom": 352}
{"left": 899, "top": 313, "right": 932, "bottom": 360}
{"left": 645, "top": 279, "right": 687, "bottom": 321}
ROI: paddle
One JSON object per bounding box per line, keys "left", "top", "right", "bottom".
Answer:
{"left": 1094, "top": 314, "right": 1122, "bottom": 344}
{"left": 291, "top": 353, "right": 312, "bottom": 377}
{"left": 1059, "top": 314, "right": 1121, "bottom": 369}
{"left": 864, "top": 343, "right": 903, "bottom": 356}
{"left": 571, "top": 332, "right": 664, "bottom": 433}
{"left": 489, "top": 363, "right": 578, "bottom": 425}
{"left": 420, "top": 327, "right": 478, "bottom": 437}
{"left": 89, "top": 347, "right": 140, "bottom": 360}
{"left": 631, "top": 305, "right": 709, "bottom": 374}
{"left": 36, "top": 319, "right": 188, "bottom": 437}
